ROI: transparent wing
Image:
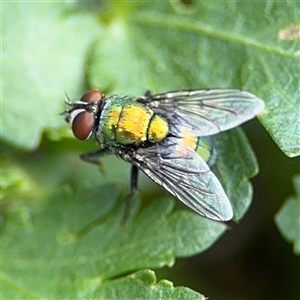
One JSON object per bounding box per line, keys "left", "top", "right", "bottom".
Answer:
{"left": 127, "top": 137, "right": 233, "bottom": 221}
{"left": 143, "top": 89, "right": 264, "bottom": 136}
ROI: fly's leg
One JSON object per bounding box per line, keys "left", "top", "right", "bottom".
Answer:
{"left": 82, "top": 150, "right": 139, "bottom": 226}
{"left": 121, "top": 165, "right": 139, "bottom": 226}
{"left": 143, "top": 90, "right": 152, "bottom": 100}
{"left": 130, "top": 165, "right": 139, "bottom": 195}
{"left": 136, "top": 90, "right": 153, "bottom": 103}
{"left": 80, "top": 149, "right": 108, "bottom": 174}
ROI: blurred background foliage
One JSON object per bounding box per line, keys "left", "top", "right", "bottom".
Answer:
{"left": 1, "top": 1, "right": 300, "bottom": 299}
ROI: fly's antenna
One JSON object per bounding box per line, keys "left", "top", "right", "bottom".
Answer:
{"left": 64, "top": 91, "right": 72, "bottom": 105}
{"left": 60, "top": 92, "right": 73, "bottom": 122}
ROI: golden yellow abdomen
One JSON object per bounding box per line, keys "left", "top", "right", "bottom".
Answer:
{"left": 148, "top": 115, "right": 169, "bottom": 142}
{"left": 116, "top": 105, "right": 152, "bottom": 144}
{"left": 100, "top": 100, "right": 169, "bottom": 146}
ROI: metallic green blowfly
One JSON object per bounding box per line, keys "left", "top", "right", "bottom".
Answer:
{"left": 62, "top": 89, "right": 264, "bottom": 221}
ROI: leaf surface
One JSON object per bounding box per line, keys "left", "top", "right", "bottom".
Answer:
{"left": 1, "top": 180, "right": 224, "bottom": 298}
{"left": 87, "top": 1, "right": 299, "bottom": 156}
{"left": 2, "top": 2, "right": 101, "bottom": 149}
{"left": 275, "top": 175, "right": 300, "bottom": 255}
{"left": 94, "top": 269, "right": 205, "bottom": 300}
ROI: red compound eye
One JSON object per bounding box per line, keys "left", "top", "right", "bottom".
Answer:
{"left": 72, "top": 111, "right": 95, "bottom": 140}
{"left": 80, "top": 89, "right": 102, "bottom": 103}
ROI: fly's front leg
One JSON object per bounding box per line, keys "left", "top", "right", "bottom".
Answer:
{"left": 80, "top": 149, "right": 109, "bottom": 174}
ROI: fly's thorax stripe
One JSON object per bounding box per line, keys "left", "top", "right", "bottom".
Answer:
{"left": 97, "top": 100, "right": 122, "bottom": 144}
{"left": 147, "top": 115, "right": 169, "bottom": 143}
{"left": 116, "top": 104, "right": 153, "bottom": 144}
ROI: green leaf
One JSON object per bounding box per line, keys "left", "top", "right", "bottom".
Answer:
{"left": 94, "top": 269, "right": 205, "bottom": 300}
{"left": 2, "top": 1, "right": 102, "bottom": 150}
{"left": 1, "top": 124, "right": 257, "bottom": 297}
{"left": 212, "top": 128, "right": 259, "bottom": 221}
{"left": 2, "top": 182, "right": 225, "bottom": 299}
{"left": 87, "top": 1, "right": 299, "bottom": 157}
{"left": 0, "top": 160, "right": 28, "bottom": 202}
{"left": 2, "top": 2, "right": 276, "bottom": 298}
{"left": 275, "top": 175, "right": 300, "bottom": 255}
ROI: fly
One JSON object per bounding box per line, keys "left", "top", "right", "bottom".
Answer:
{"left": 62, "top": 89, "right": 264, "bottom": 221}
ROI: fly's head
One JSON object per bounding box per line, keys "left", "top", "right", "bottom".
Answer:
{"left": 62, "top": 90, "right": 103, "bottom": 141}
